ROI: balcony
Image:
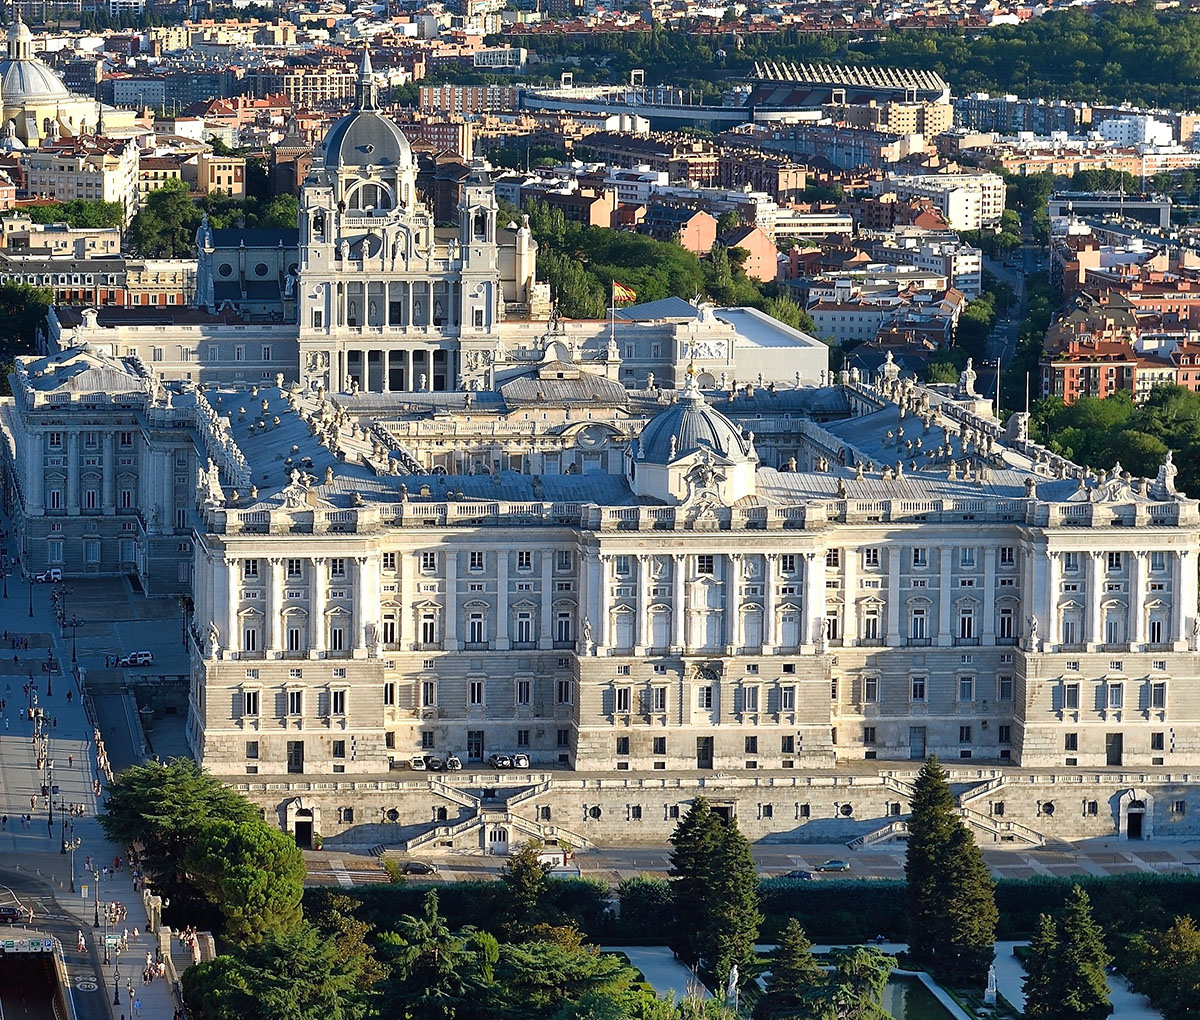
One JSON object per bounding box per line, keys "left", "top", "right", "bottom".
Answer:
{"left": 954, "top": 636, "right": 980, "bottom": 647}
{"left": 906, "top": 637, "right": 931, "bottom": 647}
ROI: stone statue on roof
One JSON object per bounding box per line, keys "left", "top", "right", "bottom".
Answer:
{"left": 957, "top": 357, "right": 977, "bottom": 398}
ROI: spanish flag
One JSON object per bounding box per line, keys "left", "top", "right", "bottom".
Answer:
{"left": 612, "top": 281, "right": 637, "bottom": 304}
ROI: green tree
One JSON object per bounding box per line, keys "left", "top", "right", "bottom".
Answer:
{"left": 668, "top": 797, "right": 725, "bottom": 967}
{"left": 183, "top": 818, "right": 305, "bottom": 945}
{"left": 819, "top": 946, "right": 895, "bottom": 1020}
{"left": 183, "top": 922, "right": 365, "bottom": 1020}
{"left": 0, "top": 282, "right": 52, "bottom": 363}
{"left": 126, "top": 178, "right": 203, "bottom": 257}
{"left": 1023, "top": 913, "right": 1062, "bottom": 1020}
{"left": 759, "top": 919, "right": 824, "bottom": 1018}
{"left": 717, "top": 209, "right": 742, "bottom": 234}
{"left": 494, "top": 939, "right": 635, "bottom": 1014}
{"left": 762, "top": 295, "right": 818, "bottom": 334}
{"left": 381, "top": 890, "right": 498, "bottom": 1020}
{"left": 938, "top": 823, "right": 998, "bottom": 985}
{"left": 700, "top": 820, "right": 762, "bottom": 985}
{"left": 1126, "top": 915, "right": 1200, "bottom": 1020}
{"left": 1057, "top": 886, "right": 1113, "bottom": 1020}
{"left": 98, "top": 758, "right": 260, "bottom": 908}
{"left": 905, "top": 756, "right": 958, "bottom": 967}
{"left": 22, "top": 199, "right": 122, "bottom": 229}
{"left": 307, "top": 892, "right": 387, "bottom": 1007}
{"left": 502, "top": 841, "right": 554, "bottom": 923}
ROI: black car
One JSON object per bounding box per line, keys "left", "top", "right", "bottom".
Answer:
{"left": 782, "top": 869, "right": 815, "bottom": 881}
{"left": 0, "top": 905, "right": 22, "bottom": 923}
{"left": 402, "top": 861, "right": 438, "bottom": 876}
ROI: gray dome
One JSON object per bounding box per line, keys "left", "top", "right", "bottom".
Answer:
{"left": 0, "top": 55, "right": 71, "bottom": 105}
{"left": 320, "top": 109, "right": 412, "bottom": 171}
{"left": 639, "top": 386, "right": 751, "bottom": 463}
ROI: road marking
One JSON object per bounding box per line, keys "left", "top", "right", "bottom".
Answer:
{"left": 74, "top": 978, "right": 98, "bottom": 992}
{"left": 327, "top": 858, "right": 352, "bottom": 888}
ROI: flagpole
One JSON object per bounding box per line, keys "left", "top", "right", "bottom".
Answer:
{"left": 610, "top": 279, "right": 615, "bottom": 349}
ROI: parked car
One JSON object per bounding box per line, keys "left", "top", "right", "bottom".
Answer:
{"left": 814, "top": 860, "right": 851, "bottom": 873}
{"left": 34, "top": 569, "right": 62, "bottom": 583}
{"left": 0, "top": 905, "right": 21, "bottom": 923}
{"left": 511, "top": 752, "right": 530, "bottom": 768}
{"left": 423, "top": 755, "right": 445, "bottom": 771}
{"left": 443, "top": 754, "right": 462, "bottom": 771}
{"left": 488, "top": 753, "right": 513, "bottom": 769}
{"left": 402, "top": 861, "right": 438, "bottom": 876}
{"left": 409, "top": 756, "right": 427, "bottom": 771}
{"left": 117, "top": 651, "right": 154, "bottom": 667}
{"left": 782, "top": 870, "right": 815, "bottom": 880}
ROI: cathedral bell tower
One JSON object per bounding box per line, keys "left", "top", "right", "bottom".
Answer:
{"left": 457, "top": 166, "right": 500, "bottom": 335}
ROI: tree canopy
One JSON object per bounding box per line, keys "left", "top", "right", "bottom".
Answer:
{"left": 1022, "top": 886, "right": 1112, "bottom": 1020}
{"left": 21, "top": 200, "right": 123, "bottom": 229}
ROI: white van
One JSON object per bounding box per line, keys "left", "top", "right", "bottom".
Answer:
{"left": 117, "top": 651, "right": 154, "bottom": 667}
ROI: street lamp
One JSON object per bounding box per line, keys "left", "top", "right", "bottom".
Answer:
{"left": 46, "top": 649, "right": 52, "bottom": 697}
{"left": 91, "top": 866, "right": 100, "bottom": 927}
{"left": 66, "top": 837, "right": 80, "bottom": 890}
{"left": 112, "top": 958, "right": 120, "bottom": 1005}
{"left": 28, "top": 575, "right": 32, "bottom": 617}
{"left": 71, "top": 615, "right": 77, "bottom": 666}
{"left": 46, "top": 760, "right": 53, "bottom": 831}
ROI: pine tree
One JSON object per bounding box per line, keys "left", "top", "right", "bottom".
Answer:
{"left": 699, "top": 821, "right": 762, "bottom": 986}
{"left": 668, "top": 797, "right": 724, "bottom": 966}
{"left": 760, "top": 919, "right": 824, "bottom": 1018}
{"left": 904, "top": 756, "right": 958, "bottom": 966}
{"left": 938, "top": 823, "right": 998, "bottom": 986}
{"left": 1022, "top": 913, "right": 1062, "bottom": 1020}
{"left": 1056, "top": 886, "right": 1113, "bottom": 1020}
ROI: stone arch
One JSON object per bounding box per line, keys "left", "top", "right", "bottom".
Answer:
{"left": 285, "top": 797, "right": 322, "bottom": 848}
{"left": 1117, "top": 788, "right": 1154, "bottom": 840}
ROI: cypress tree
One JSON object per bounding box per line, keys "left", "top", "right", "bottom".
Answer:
{"left": 700, "top": 820, "right": 762, "bottom": 986}
{"left": 1056, "top": 886, "right": 1113, "bottom": 1020}
{"left": 668, "top": 797, "right": 724, "bottom": 966}
{"left": 938, "top": 823, "right": 998, "bottom": 985}
{"left": 760, "top": 919, "right": 824, "bottom": 1019}
{"left": 904, "top": 756, "right": 958, "bottom": 966}
{"left": 1023, "top": 912, "right": 1062, "bottom": 1020}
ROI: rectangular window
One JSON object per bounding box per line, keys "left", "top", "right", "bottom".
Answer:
{"left": 1150, "top": 550, "right": 1167, "bottom": 572}
{"left": 515, "top": 612, "right": 533, "bottom": 644}
{"left": 517, "top": 550, "right": 532, "bottom": 571}
{"left": 745, "top": 735, "right": 758, "bottom": 754}
{"left": 421, "top": 680, "right": 436, "bottom": 707}
{"left": 614, "top": 555, "right": 631, "bottom": 577}
{"left": 1065, "top": 732, "right": 1078, "bottom": 751}
{"left": 781, "top": 735, "right": 795, "bottom": 754}
{"left": 517, "top": 729, "right": 530, "bottom": 747}
{"left": 331, "top": 690, "right": 346, "bottom": 716}
{"left": 863, "top": 615, "right": 879, "bottom": 641}
{"left": 698, "top": 686, "right": 714, "bottom": 710}
{"left": 912, "top": 548, "right": 927, "bottom": 567}
{"left": 556, "top": 679, "right": 571, "bottom": 704}
{"left": 332, "top": 739, "right": 346, "bottom": 759}
{"left": 1107, "top": 551, "right": 1123, "bottom": 571}
{"left": 1152, "top": 732, "right": 1165, "bottom": 751}
{"left": 910, "top": 608, "right": 927, "bottom": 640}
{"left": 863, "top": 727, "right": 876, "bottom": 744}
{"left": 616, "top": 687, "right": 631, "bottom": 713}
{"left": 1064, "top": 552, "right": 1079, "bottom": 572}
{"left": 959, "top": 676, "right": 975, "bottom": 702}
{"left": 469, "top": 681, "right": 484, "bottom": 705}
{"left": 243, "top": 690, "right": 259, "bottom": 716}
{"left": 960, "top": 547, "right": 976, "bottom": 568}
{"left": 384, "top": 682, "right": 396, "bottom": 707}
{"left": 420, "top": 552, "right": 437, "bottom": 573}
{"left": 743, "top": 685, "right": 759, "bottom": 712}
{"left": 1064, "top": 683, "right": 1080, "bottom": 710}
{"left": 469, "top": 551, "right": 485, "bottom": 572}
{"left": 286, "top": 741, "right": 303, "bottom": 774}
{"left": 287, "top": 690, "right": 302, "bottom": 716}
{"left": 959, "top": 725, "right": 972, "bottom": 743}
{"left": 911, "top": 676, "right": 926, "bottom": 701}
{"left": 653, "top": 736, "right": 667, "bottom": 755}
{"left": 468, "top": 614, "right": 485, "bottom": 645}
{"left": 381, "top": 552, "right": 396, "bottom": 571}
{"left": 286, "top": 558, "right": 302, "bottom": 579}
{"left": 826, "top": 549, "right": 840, "bottom": 568}
{"left": 863, "top": 548, "right": 879, "bottom": 568}
{"left": 998, "top": 676, "right": 1013, "bottom": 702}
{"left": 245, "top": 741, "right": 259, "bottom": 759}
{"left": 864, "top": 677, "right": 878, "bottom": 703}
{"left": 557, "top": 729, "right": 570, "bottom": 748}
{"left": 616, "top": 736, "right": 629, "bottom": 755}
{"left": 516, "top": 679, "right": 531, "bottom": 705}
{"left": 1000, "top": 546, "right": 1015, "bottom": 566}
{"left": 243, "top": 559, "right": 259, "bottom": 579}
{"left": 697, "top": 554, "right": 715, "bottom": 575}
{"left": 1109, "top": 683, "right": 1124, "bottom": 709}
{"left": 556, "top": 549, "right": 573, "bottom": 571}
{"left": 421, "top": 731, "right": 435, "bottom": 750}
{"left": 330, "top": 558, "right": 345, "bottom": 578}
{"left": 998, "top": 725, "right": 1012, "bottom": 743}
{"left": 780, "top": 554, "right": 796, "bottom": 574}
{"left": 1151, "top": 682, "right": 1167, "bottom": 709}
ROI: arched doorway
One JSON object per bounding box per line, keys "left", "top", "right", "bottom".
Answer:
{"left": 1118, "top": 788, "right": 1154, "bottom": 840}
{"left": 294, "top": 808, "right": 313, "bottom": 848}
{"left": 487, "top": 827, "right": 509, "bottom": 855}
{"left": 285, "top": 797, "right": 322, "bottom": 848}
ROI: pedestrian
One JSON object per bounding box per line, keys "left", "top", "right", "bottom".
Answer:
{"left": 66, "top": 691, "right": 72, "bottom": 703}
{"left": 26, "top": 906, "right": 32, "bottom": 923}
{"left": 68, "top": 755, "right": 72, "bottom": 766}
{"left": 29, "top": 796, "right": 35, "bottom": 810}
{"left": 77, "top": 931, "right": 85, "bottom": 952}
{"left": 1, "top": 815, "right": 6, "bottom": 829}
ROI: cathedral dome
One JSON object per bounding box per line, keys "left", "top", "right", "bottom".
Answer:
{"left": 639, "top": 379, "right": 752, "bottom": 464}
{"left": 319, "top": 47, "right": 412, "bottom": 172}
{"left": 0, "top": 14, "right": 72, "bottom": 105}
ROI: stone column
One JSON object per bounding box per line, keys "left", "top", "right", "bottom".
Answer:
{"left": 267, "top": 557, "right": 284, "bottom": 656}
{"left": 841, "top": 546, "right": 856, "bottom": 646}
{"left": 398, "top": 551, "right": 412, "bottom": 649}
{"left": 728, "top": 553, "right": 742, "bottom": 653}
{"left": 540, "top": 550, "right": 555, "bottom": 648}
{"left": 599, "top": 555, "right": 612, "bottom": 650}
{"left": 66, "top": 431, "right": 80, "bottom": 514}
{"left": 671, "top": 554, "right": 686, "bottom": 652}
{"left": 102, "top": 432, "right": 115, "bottom": 513}
{"left": 28, "top": 431, "right": 43, "bottom": 511}
{"left": 224, "top": 557, "right": 238, "bottom": 656}
{"left": 1087, "top": 551, "right": 1104, "bottom": 649}
{"left": 1045, "top": 551, "right": 1060, "bottom": 649}
{"left": 937, "top": 546, "right": 953, "bottom": 646}
{"left": 762, "top": 553, "right": 776, "bottom": 651}
{"left": 634, "top": 554, "right": 649, "bottom": 655}
{"left": 310, "top": 556, "right": 326, "bottom": 657}
{"left": 886, "top": 546, "right": 902, "bottom": 646}
{"left": 982, "top": 546, "right": 996, "bottom": 643}
{"left": 1177, "top": 550, "right": 1196, "bottom": 649}
{"left": 444, "top": 551, "right": 458, "bottom": 649}
{"left": 495, "top": 551, "right": 509, "bottom": 650}
{"left": 1130, "top": 551, "right": 1146, "bottom": 649}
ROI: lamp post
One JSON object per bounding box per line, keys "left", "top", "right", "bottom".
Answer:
{"left": 3, "top": 564, "right": 8, "bottom": 599}
{"left": 46, "top": 649, "right": 52, "bottom": 697}
{"left": 91, "top": 866, "right": 100, "bottom": 928}
{"left": 28, "top": 575, "right": 32, "bottom": 617}
{"left": 46, "top": 759, "right": 53, "bottom": 831}
{"left": 112, "top": 957, "right": 121, "bottom": 1006}
{"left": 67, "top": 836, "right": 80, "bottom": 890}
{"left": 71, "top": 615, "right": 77, "bottom": 666}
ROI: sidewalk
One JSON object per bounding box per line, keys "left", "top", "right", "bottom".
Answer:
{"left": 0, "top": 520, "right": 183, "bottom": 1020}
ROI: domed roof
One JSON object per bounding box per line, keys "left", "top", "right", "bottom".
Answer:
{"left": 639, "top": 380, "right": 752, "bottom": 464}
{"left": 0, "top": 13, "right": 72, "bottom": 106}
{"left": 320, "top": 46, "right": 412, "bottom": 172}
